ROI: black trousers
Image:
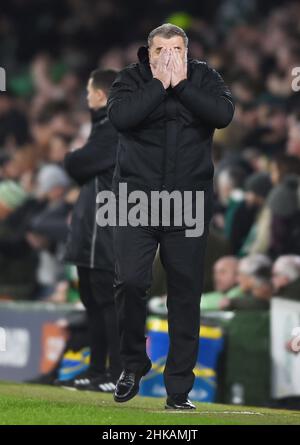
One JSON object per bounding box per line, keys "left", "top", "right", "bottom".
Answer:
{"left": 113, "top": 222, "right": 210, "bottom": 396}
{"left": 77, "top": 266, "right": 122, "bottom": 381}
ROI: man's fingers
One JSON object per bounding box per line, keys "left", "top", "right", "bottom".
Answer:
{"left": 167, "top": 53, "right": 174, "bottom": 69}
{"left": 155, "top": 48, "right": 185, "bottom": 77}
{"left": 166, "top": 51, "right": 172, "bottom": 67}
{"left": 170, "top": 49, "right": 180, "bottom": 69}
{"left": 173, "top": 49, "right": 182, "bottom": 66}
{"left": 162, "top": 49, "right": 171, "bottom": 67}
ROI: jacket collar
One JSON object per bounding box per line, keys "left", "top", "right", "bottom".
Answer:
{"left": 137, "top": 45, "right": 192, "bottom": 81}
{"left": 90, "top": 105, "right": 107, "bottom": 124}
{"left": 137, "top": 45, "right": 152, "bottom": 81}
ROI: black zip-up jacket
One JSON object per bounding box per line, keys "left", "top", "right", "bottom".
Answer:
{"left": 63, "top": 106, "right": 117, "bottom": 271}
{"left": 107, "top": 46, "right": 235, "bottom": 216}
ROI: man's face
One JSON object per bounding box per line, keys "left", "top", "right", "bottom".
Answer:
{"left": 148, "top": 35, "right": 187, "bottom": 69}
{"left": 213, "top": 259, "right": 238, "bottom": 292}
{"left": 87, "top": 78, "right": 105, "bottom": 110}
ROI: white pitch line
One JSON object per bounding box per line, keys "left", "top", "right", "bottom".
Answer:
{"left": 152, "top": 410, "right": 265, "bottom": 415}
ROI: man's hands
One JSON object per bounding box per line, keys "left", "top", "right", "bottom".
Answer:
{"left": 169, "top": 48, "right": 187, "bottom": 87}
{"left": 150, "top": 48, "right": 187, "bottom": 89}
{"left": 151, "top": 48, "right": 171, "bottom": 89}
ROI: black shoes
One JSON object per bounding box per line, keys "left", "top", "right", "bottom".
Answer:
{"left": 54, "top": 369, "right": 115, "bottom": 392}
{"left": 53, "top": 369, "right": 98, "bottom": 389}
{"left": 74, "top": 372, "right": 116, "bottom": 393}
{"left": 165, "top": 394, "right": 196, "bottom": 410}
{"left": 114, "top": 359, "right": 152, "bottom": 403}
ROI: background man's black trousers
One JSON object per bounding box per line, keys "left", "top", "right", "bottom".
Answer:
{"left": 113, "top": 223, "right": 210, "bottom": 396}
{"left": 77, "top": 266, "right": 122, "bottom": 381}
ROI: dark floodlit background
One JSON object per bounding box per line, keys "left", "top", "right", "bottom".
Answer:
{"left": 0, "top": 0, "right": 300, "bottom": 408}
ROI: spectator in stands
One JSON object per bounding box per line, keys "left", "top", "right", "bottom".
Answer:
{"left": 267, "top": 155, "right": 300, "bottom": 257}
{"left": 272, "top": 255, "right": 300, "bottom": 301}
{"left": 215, "top": 166, "right": 244, "bottom": 222}
{"left": 238, "top": 172, "right": 272, "bottom": 256}
{"left": 0, "top": 92, "right": 30, "bottom": 149}
{"left": 26, "top": 164, "right": 72, "bottom": 298}
{"left": 215, "top": 166, "right": 252, "bottom": 253}
{"left": 220, "top": 254, "right": 273, "bottom": 310}
{"left": 287, "top": 111, "right": 300, "bottom": 159}
{"left": 0, "top": 181, "right": 39, "bottom": 300}
{"left": 201, "top": 256, "right": 241, "bottom": 311}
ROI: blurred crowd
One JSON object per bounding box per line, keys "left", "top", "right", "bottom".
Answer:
{"left": 0, "top": 0, "right": 300, "bottom": 310}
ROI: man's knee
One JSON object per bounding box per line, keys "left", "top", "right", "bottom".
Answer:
{"left": 115, "top": 274, "right": 150, "bottom": 297}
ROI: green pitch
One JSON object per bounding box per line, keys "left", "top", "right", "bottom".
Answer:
{"left": 0, "top": 381, "right": 300, "bottom": 425}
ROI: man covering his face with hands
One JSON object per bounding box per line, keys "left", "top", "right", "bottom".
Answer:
{"left": 149, "top": 36, "right": 187, "bottom": 89}
{"left": 107, "top": 23, "right": 235, "bottom": 410}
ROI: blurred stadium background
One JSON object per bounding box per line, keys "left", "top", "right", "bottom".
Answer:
{"left": 1, "top": 0, "right": 300, "bottom": 414}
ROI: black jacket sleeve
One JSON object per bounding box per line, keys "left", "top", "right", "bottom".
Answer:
{"left": 107, "top": 69, "right": 167, "bottom": 132}
{"left": 64, "top": 124, "right": 116, "bottom": 185}
{"left": 173, "top": 63, "right": 235, "bottom": 129}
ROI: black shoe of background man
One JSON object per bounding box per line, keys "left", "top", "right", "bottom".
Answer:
{"left": 165, "top": 393, "right": 196, "bottom": 410}
{"left": 75, "top": 371, "right": 116, "bottom": 393}
{"left": 53, "top": 369, "right": 99, "bottom": 390}
{"left": 114, "top": 359, "right": 152, "bottom": 403}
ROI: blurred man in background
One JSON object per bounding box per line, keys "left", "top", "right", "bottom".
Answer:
{"left": 201, "top": 256, "right": 241, "bottom": 311}
{"left": 63, "top": 69, "right": 122, "bottom": 392}
{"left": 220, "top": 254, "right": 273, "bottom": 310}
{"left": 272, "top": 255, "right": 300, "bottom": 301}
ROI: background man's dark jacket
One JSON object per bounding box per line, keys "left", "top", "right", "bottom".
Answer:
{"left": 107, "top": 45, "right": 235, "bottom": 224}
{"left": 64, "top": 106, "right": 117, "bottom": 271}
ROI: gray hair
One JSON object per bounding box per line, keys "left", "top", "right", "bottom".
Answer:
{"left": 273, "top": 255, "right": 300, "bottom": 282}
{"left": 239, "top": 254, "right": 272, "bottom": 277}
{"left": 147, "top": 23, "right": 188, "bottom": 48}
